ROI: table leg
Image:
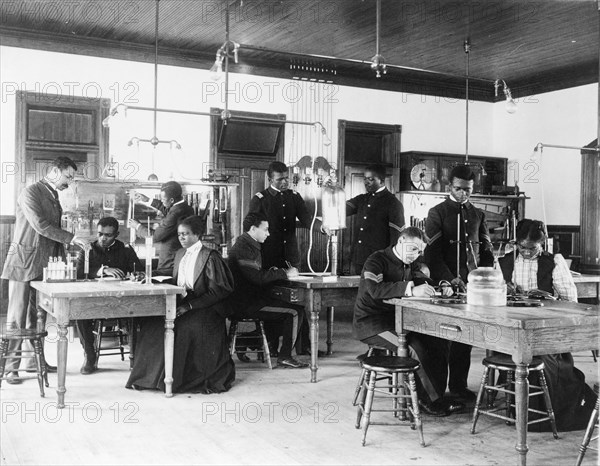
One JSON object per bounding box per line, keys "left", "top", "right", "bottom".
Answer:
{"left": 56, "top": 323, "right": 68, "bottom": 409}
{"left": 326, "top": 306, "right": 334, "bottom": 355}
{"left": 308, "top": 289, "right": 319, "bottom": 383}
{"left": 514, "top": 362, "right": 530, "bottom": 466}
{"left": 164, "top": 295, "right": 176, "bottom": 397}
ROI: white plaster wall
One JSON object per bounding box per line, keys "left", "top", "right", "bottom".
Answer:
{"left": 492, "top": 84, "right": 597, "bottom": 226}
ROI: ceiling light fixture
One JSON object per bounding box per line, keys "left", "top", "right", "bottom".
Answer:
{"left": 132, "top": 0, "right": 181, "bottom": 150}
{"left": 370, "top": 0, "right": 387, "bottom": 78}
{"left": 494, "top": 79, "right": 518, "bottom": 114}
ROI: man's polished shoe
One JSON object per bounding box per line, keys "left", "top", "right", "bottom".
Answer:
{"left": 4, "top": 372, "right": 23, "bottom": 385}
{"left": 80, "top": 360, "right": 97, "bottom": 375}
{"left": 418, "top": 399, "right": 450, "bottom": 417}
{"left": 450, "top": 387, "right": 477, "bottom": 402}
{"left": 277, "top": 357, "right": 309, "bottom": 369}
{"left": 440, "top": 398, "right": 466, "bottom": 413}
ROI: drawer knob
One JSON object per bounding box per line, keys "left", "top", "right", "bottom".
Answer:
{"left": 439, "top": 323, "right": 461, "bottom": 333}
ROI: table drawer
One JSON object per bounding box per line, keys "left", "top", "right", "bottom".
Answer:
{"left": 402, "top": 308, "right": 518, "bottom": 353}
{"left": 270, "top": 286, "right": 304, "bottom": 303}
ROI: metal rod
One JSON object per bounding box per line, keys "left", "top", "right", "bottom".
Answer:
{"left": 153, "top": 0, "right": 159, "bottom": 139}
{"left": 456, "top": 212, "right": 461, "bottom": 279}
{"left": 464, "top": 39, "right": 471, "bottom": 163}
{"left": 239, "top": 45, "right": 494, "bottom": 83}
{"left": 535, "top": 143, "right": 600, "bottom": 152}
{"left": 375, "top": 0, "right": 381, "bottom": 56}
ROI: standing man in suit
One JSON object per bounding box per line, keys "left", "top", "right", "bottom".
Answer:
{"left": 1, "top": 156, "right": 90, "bottom": 383}
{"left": 345, "top": 164, "right": 405, "bottom": 275}
{"left": 128, "top": 181, "right": 194, "bottom": 275}
{"left": 247, "top": 161, "right": 312, "bottom": 269}
{"left": 424, "top": 164, "right": 494, "bottom": 401}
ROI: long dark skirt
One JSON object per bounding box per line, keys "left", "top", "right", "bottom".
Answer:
{"left": 529, "top": 353, "right": 596, "bottom": 432}
{"left": 126, "top": 308, "right": 235, "bottom": 394}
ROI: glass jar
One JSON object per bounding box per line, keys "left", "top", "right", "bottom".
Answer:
{"left": 467, "top": 267, "right": 506, "bottom": 306}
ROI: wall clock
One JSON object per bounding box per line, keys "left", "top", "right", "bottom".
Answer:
{"left": 410, "top": 161, "right": 436, "bottom": 190}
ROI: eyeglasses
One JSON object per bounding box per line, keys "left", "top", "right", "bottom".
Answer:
{"left": 517, "top": 244, "right": 540, "bottom": 251}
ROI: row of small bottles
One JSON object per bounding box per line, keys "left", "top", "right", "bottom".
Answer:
{"left": 185, "top": 192, "right": 203, "bottom": 216}
{"left": 409, "top": 216, "right": 427, "bottom": 231}
{"left": 43, "top": 255, "right": 76, "bottom": 281}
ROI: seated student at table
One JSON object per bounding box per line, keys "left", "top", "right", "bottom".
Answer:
{"left": 498, "top": 218, "right": 597, "bottom": 431}
{"left": 75, "top": 216, "right": 142, "bottom": 375}
{"left": 353, "top": 227, "right": 462, "bottom": 417}
{"left": 227, "top": 212, "right": 308, "bottom": 369}
{"left": 126, "top": 216, "right": 235, "bottom": 393}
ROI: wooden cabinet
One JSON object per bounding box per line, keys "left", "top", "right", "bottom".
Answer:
{"left": 399, "top": 151, "right": 508, "bottom": 195}
{"left": 580, "top": 142, "right": 600, "bottom": 274}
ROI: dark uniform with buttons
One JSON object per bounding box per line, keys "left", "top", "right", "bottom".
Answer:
{"left": 424, "top": 197, "right": 494, "bottom": 395}
{"left": 346, "top": 187, "right": 405, "bottom": 275}
{"left": 248, "top": 186, "right": 312, "bottom": 269}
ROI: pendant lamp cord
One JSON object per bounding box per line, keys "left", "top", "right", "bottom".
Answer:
{"left": 464, "top": 39, "right": 470, "bottom": 163}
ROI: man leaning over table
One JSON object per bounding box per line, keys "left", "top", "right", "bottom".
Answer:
{"left": 353, "top": 227, "right": 463, "bottom": 416}
{"left": 1, "top": 156, "right": 90, "bottom": 384}
{"left": 75, "top": 216, "right": 143, "bottom": 375}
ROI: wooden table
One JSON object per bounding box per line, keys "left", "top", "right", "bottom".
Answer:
{"left": 573, "top": 274, "right": 600, "bottom": 303}
{"left": 282, "top": 276, "right": 360, "bottom": 382}
{"left": 386, "top": 297, "right": 600, "bottom": 465}
{"left": 31, "top": 280, "right": 184, "bottom": 408}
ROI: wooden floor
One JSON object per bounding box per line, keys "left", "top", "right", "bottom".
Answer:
{"left": 1, "top": 307, "right": 598, "bottom": 466}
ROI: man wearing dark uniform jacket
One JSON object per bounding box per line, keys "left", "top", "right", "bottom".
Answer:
{"left": 424, "top": 164, "right": 494, "bottom": 402}
{"left": 128, "top": 180, "right": 194, "bottom": 275}
{"left": 75, "top": 217, "right": 143, "bottom": 374}
{"left": 353, "top": 227, "right": 461, "bottom": 416}
{"left": 345, "top": 164, "right": 405, "bottom": 275}
{"left": 247, "top": 161, "right": 312, "bottom": 270}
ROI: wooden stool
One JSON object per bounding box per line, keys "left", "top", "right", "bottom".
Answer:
{"left": 355, "top": 355, "right": 425, "bottom": 447}
{"left": 471, "top": 354, "right": 558, "bottom": 439}
{"left": 576, "top": 383, "right": 599, "bottom": 466}
{"left": 94, "top": 319, "right": 131, "bottom": 367}
{"left": 352, "top": 345, "right": 397, "bottom": 406}
{"left": 0, "top": 329, "right": 50, "bottom": 397}
{"left": 228, "top": 319, "right": 272, "bottom": 370}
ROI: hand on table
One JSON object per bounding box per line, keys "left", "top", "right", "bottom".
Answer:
{"left": 285, "top": 267, "right": 299, "bottom": 278}
{"left": 412, "top": 283, "right": 437, "bottom": 297}
{"left": 99, "top": 267, "right": 125, "bottom": 279}
{"left": 450, "top": 277, "right": 466, "bottom": 293}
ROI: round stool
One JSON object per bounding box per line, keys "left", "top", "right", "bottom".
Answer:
{"left": 470, "top": 354, "right": 558, "bottom": 439}
{"left": 352, "top": 345, "right": 397, "bottom": 406}
{"left": 355, "top": 355, "right": 425, "bottom": 447}
{"left": 0, "top": 329, "right": 50, "bottom": 397}
{"left": 227, "top": 318, "right": 272, "bottom": 370}
{"left": 575, "top": 383, "right": 599, "bottom": 466}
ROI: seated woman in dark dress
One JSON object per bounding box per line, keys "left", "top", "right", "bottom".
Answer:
{"left": 498, "top": 219, "right": 596, "bottom": 431}
{"left": 126, "top": 216, "right": 235, "bottom": 394}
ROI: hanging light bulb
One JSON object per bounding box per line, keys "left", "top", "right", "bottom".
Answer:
{"left": 209, "top": 52, "right": 224, "bottom": 81}
{"left": 494, "top": 79, "right": 518, "bottom": 114}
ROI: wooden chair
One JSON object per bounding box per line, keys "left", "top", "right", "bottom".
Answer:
{"left": 576, "top": 383, "right": 599, "bottom": 466}
{"left": 470, "top": 354, "right": 558, "bottom": 439}
{"left": 227, "top": 318, "right": 272, "bottom": 370}
{"left": 352, "top": 345, "right": 397, "bottom": 406}
{"left": 355, "top": 355, "right": 425, "bottom": 447}
{"left": 94, "top": 319, "right": 132, "bottom": 367}
{"left": 0, "top": 328, "right": 50, "bottom": 397}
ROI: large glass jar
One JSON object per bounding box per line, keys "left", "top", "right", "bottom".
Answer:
{"left": 467, "top": 267, "right": 507, "bottom": 306}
